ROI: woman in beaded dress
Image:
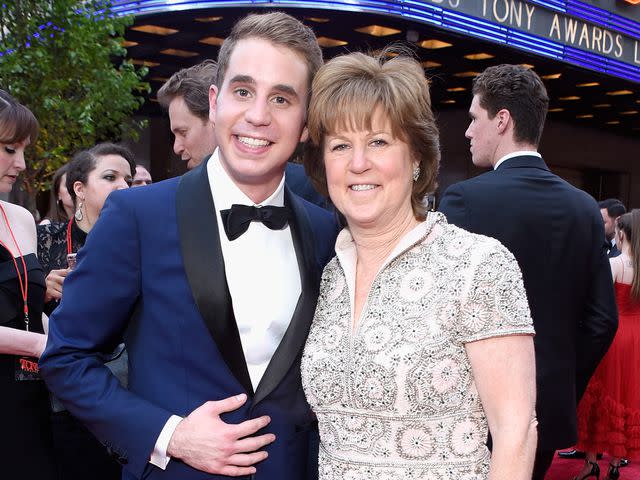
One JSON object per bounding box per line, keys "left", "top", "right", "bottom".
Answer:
{"left": 301, "top": 51, "right": 538, "bottom": 480}
{"left": 37, "top": 142, "right": 135, "bottom": 480}
{"left": 0, "top": 89, "right": 56, "bottom": 478}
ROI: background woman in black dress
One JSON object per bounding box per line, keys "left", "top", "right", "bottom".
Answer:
{"left": 0, "top": 89, "right": 56, "bottom": 479}
{"left": 37, "top": 143, "right": 135, "bottom": 480}
{"left": 38, "top": 143, "right": 136, "bottom": 314}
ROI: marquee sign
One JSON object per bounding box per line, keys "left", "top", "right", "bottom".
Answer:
{"left": 111, "top": 0, "right": 640, "bottom": 82}
{"left": 429, "top": 0, "right": 640, "bottom": 71}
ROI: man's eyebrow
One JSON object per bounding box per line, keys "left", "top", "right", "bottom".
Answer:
{"left": 228, "top": 75, "right": 299, "bottom": 99}
{"left": 273, "top": 84, "right": 299, "bottom": 99}
{"left": 228, "top": 75, "right": 255, "bottom": 86}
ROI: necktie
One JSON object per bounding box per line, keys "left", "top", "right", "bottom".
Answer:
{"left": 221, "top": 204, "right": 292, "bottom": 241}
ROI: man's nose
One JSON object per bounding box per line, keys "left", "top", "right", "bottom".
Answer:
{"left": 244, "top": 99, "right": 271, "bottom": 126}
{"left": 173, "top": 137, "right": 183, "bottom": 155}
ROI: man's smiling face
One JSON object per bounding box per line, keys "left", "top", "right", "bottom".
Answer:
{"left": 209, "top": 37, "right": 310, "bottom": 199}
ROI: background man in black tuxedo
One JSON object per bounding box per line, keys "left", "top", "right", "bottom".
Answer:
{"left": 439, "top": 64, "right": 618, "bottom": 480}
{"left": 599, "top": 199, "right": 626, "bottom": 258}
{"left": 157, "top": 59, "right": 218, "bottom": 171}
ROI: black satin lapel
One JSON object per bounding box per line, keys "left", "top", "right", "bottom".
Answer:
{"left": 253, "top": 188, "right": 319, "bottom": 405}
{"left": 176, "top": 163, "right": 253, "bottom": 395}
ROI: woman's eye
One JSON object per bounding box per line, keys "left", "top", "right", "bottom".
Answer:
{"left": 331, "top": 144, "right": 348, "bottom": 152}
{"left": 4, "top": 146, "right": 16, "bottom": 154}
{"left": 104, "top": 175, "right": 115, "bottom": 181}
{"left": 370, "top": 139, "right": 388, "bottom": 147}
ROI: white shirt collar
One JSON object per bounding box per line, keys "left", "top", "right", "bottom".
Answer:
{"left": 207, "top": 148, "right": 285, "bottom": 210}
{"left": 493, "top": 150, "right": 541, "bottom": 170}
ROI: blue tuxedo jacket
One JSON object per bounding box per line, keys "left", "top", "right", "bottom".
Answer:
{"left": 439, "top": 155, "right": 617, "bottom": 451}
{"left": 40, "top": 161, "right": 338, "bottom": 479}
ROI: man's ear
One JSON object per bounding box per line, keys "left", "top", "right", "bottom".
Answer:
{"left": 209, "top": 85, "right": 218, "bottom": 123}
{"left": 496, "top": 109, "right": 510, "bottom": 134}
{"left": 299, "top": 125, "right": 309, "bottom": 143}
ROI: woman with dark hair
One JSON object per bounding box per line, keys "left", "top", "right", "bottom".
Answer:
{"left": 0, "top": 89, "right": 56, "bottom": 478}
{"left": 574, "top": 209, "right": 640, "bottom": 480}
{"left": 37, "top": 142, "right": 134, "bottom": 480}
{"left": 38, "top": 142, "right": 135, "bottom": 313}
{"left": 40, "top": 163, "right": 74, "bottom": 224}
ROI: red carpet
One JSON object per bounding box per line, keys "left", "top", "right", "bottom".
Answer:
{"left": 546, "top": 452, "right": 640, "bottom": 479}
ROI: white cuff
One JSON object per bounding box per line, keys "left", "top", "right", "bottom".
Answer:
{"left": 149, "top": 415, "right": 183, "bottom": 469}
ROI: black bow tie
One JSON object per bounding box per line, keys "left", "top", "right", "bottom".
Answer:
{"left": 221, "top": 204, "right": 292, "bottom": 241}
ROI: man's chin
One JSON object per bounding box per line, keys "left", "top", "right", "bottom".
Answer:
{"left": 186, "top": 159, "right": 203, "bottom": 170}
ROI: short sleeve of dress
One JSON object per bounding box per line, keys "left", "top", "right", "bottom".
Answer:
{"left": 458, "top": 238, "right": 535, "bottom": 343}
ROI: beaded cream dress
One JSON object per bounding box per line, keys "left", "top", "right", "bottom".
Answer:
{"left": 301, "top": 212, "right": 535, "bottom": 480}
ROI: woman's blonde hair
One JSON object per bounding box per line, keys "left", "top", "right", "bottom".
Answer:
{"left": 303, "top": 48, "right": 440, "bottom": 219}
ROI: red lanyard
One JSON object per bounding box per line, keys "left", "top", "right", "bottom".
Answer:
{"left": 0, "top": 202, "right": 30, "bottom": 331}
{"left": 66, "top": 219, "right": 73, "bottom": 255}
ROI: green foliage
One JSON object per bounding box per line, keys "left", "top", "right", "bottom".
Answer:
{"left": 0, "top": 0, "right": 149, "bottom": 199}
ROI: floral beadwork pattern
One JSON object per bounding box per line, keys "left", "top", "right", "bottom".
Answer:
{"left": 301, "top": 212, "right": 534, "bottom": 479}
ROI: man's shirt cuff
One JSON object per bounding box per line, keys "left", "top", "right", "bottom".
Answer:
{"left": 149, "top": 415, "right": 183, "bottom": 469}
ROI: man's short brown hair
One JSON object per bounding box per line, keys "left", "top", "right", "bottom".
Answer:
{"left": 216, "top": 12, "right": 322, "bottom": 99}
{"left": 303, "top": 50, "right": 440, "bottom": 220}
{"left": 472, "top": 64, "right": 549, "bottom": 146}
{"left": 157, "top": 59, "right": 218, "bottom": 120}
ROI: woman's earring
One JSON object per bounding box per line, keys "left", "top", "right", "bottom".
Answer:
{"left": 74, "top": 201, "right": 84, "bottom": 222}
{"left": 412, "top": 166, "right": 420, "bottom": 182}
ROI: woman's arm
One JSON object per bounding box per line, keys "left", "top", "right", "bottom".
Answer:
{"left": 0, "top": 325, "right": 47, "bottom": 358}
{"left": 466, "top": 334, "right": 537, "bottom": 480}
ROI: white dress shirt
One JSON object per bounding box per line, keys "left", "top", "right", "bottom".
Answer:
{"left": 150, "top": 150, "right": 301, "bottom": 468}
{"left": 209, "top": 150, "right": 301, "bottom": 388}
{"left": 493, "top": 150, "right": 541, "bottom": 170}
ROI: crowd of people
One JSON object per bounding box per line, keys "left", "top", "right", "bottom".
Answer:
{"left": 1, "top": 10, "right": 638, "bottom": 480}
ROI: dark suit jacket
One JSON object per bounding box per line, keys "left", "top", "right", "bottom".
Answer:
{"left": 439, "top": 154, "right": 618, "bottom": 451}
{"left": 607, "top": 241, "right": 621, "bottom": 258}
{"left": 40, "top": 160, "right": 338, "bottom": 479}
{"left": 285, "top": 162, "right": 329, "bottom": 211}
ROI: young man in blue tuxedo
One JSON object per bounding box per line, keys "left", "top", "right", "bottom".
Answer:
{"left": 439, "top": 64, "right": 618, "bottom": 480}
{"left": 40, "top": 12, "right": 337, "bottom": 479}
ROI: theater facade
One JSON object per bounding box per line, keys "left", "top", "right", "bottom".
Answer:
{"left": 115, "top": 0, "right": 640, "bottom": 206}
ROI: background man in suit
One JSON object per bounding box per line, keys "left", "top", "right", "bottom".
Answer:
{"left": 158, "top": 58, "right": 327, "bottom": 209}
{"left": 41, "top": 12, "right": 337, "bottom": 479}
{"left": 599, "top": 198, "right": 626, "bottom": 258}
{"left": 157, "top": 59, "right": 218, "bottom": 171}
{"left": 132, "top": 165, "right": 152, "bottom": 187}
{"left": 439, "top": 64, "right": 618, "bottom": 480}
